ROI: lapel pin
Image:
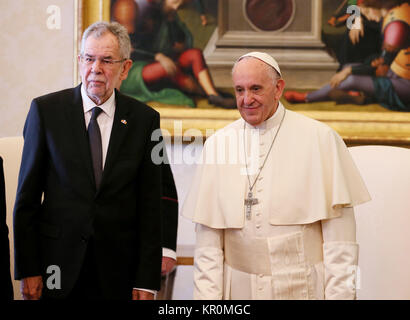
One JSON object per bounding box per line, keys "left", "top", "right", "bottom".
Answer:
{"left": 121, "top": 119, "right": 127, "bottom": 125}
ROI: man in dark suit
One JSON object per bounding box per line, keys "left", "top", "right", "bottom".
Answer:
{"left": 0, "top": 156, "right": 14, "bottom": 300}
{"left": 13, "top": 21, "right": 162, "bottom": 300}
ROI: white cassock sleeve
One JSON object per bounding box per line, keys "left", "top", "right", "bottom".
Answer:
{"left": 193, "top": 224, "right": 224, "bottom": 300}
{"left": 321, "top": 207, "right": 358, "bottom": 300}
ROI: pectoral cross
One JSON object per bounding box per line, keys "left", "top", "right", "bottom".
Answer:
{"left": 244, "top": 191, "right": 258, "bottom": 220}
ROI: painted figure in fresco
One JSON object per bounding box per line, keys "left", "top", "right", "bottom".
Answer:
{"left": 285, "top": 0, "right": 410, "bottom": 111}
{"left": 327, "top": 0, "right": 382, "bottom": 70}
{"left": 111, "top": 0, "right": 235, "bottom": 109}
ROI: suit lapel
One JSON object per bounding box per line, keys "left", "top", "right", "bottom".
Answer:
{"left": 98, "top": 90, "right": 131, "bottom": 193}
{"left": 66, "top": 84, "right": 96, "bottom": 188}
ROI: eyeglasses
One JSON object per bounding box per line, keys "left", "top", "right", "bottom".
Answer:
{"left": 79, "top": 55, "right": 126, "bottom": 67}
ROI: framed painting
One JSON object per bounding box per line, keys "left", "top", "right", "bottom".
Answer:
{"left": 79, "top": 0, "right": 410, "bottom": 147}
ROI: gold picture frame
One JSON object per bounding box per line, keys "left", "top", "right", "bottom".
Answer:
{"left": 148, "top": 104, "right": 410, "bottom": 148}
{"left": 79, "top": 0, "right": 410, "bottom": 148}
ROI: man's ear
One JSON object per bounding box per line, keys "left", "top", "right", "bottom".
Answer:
{"left": 120, "top": 59, "right": 133, "bottom": 81}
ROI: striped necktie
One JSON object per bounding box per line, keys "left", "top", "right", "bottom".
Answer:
{"left": 88, "top": 107, "right": 103, "bottom": 189}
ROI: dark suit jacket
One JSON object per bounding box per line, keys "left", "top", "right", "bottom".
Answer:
{"left": 13, "top": 85, "right": 162, "bottom": 299}
{"left": 0, "top": 157, "right": 14, "bottom": 300}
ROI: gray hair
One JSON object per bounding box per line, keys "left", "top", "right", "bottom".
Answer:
{"left": 232, "top": 56, "right": 281, "bottom": 84}
{"left": 80, "top": 21, "right": 131, "bottom": 59}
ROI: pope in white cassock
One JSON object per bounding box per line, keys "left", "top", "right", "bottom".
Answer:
{"left": 182, "top": 52, "right": 371, "bottom": 300}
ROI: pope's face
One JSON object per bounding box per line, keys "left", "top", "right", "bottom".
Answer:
{"left": 78, "top": 32, "right": 132, "bottom": 105}
{"left": 232, "top": 58, "right": 285, "bottom": 126}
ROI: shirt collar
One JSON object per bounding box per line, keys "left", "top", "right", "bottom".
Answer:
{"left": 81, "top": 83, "right": 115, "bottom": 118}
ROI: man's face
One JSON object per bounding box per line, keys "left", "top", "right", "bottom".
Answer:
{"left": 232, "top": 58, "right": 285, "bottom": 126}
{"left": 78, "top": 32, "right": 132, "bottom": 105}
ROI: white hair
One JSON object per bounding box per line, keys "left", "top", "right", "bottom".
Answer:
{"left": 80, "top": 21, "right": 131, "bottom": 59}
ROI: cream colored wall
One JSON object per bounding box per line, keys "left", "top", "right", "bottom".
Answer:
{"left": 0, "top": 0, "right": 76, "bottom": 299}
{"left": 0, "top": 0, "right": 76, "bottom": 138}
